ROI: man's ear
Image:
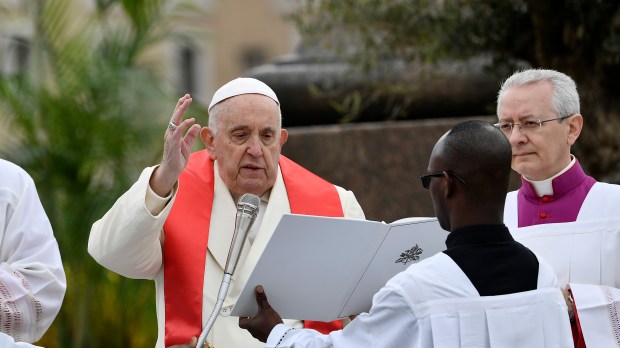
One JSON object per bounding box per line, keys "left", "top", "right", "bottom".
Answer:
{"left": 567, "top": 114, "right": 583, "bottom": 146}
{"left": 443, "top": 172, "right": 455, "bottom": 199}
{"left": 279, "top": 129, "right": 288, "bottom": 148}
{"left": 201, "top": 127, "right": 216, "bottom": 159}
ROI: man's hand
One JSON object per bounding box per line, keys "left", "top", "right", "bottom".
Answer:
{"left": 561, "top": 286, "right": 576, "bottom": 323}
{"left": 238, "top": 285, "right": 284, "bottom": 343}
{"left": 151, "top": 94, "right": 201, "bottom": 197}
{"left": 166, "top": 336, "right": 197, "bottom": 348}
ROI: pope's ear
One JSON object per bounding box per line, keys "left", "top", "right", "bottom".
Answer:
{"left": 201, "top": 127, "right": 216, "bottom": 158}
{"left": 279, "top": 129, "right": 288, "bottom": 148}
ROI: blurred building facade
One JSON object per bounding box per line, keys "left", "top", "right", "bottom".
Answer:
{"left": 0, "top": 0, "right": 300, "bottom": 106}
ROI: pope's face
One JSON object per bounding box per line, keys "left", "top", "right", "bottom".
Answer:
{"left": 497, "top": 81, "right": 580, "bottom": 180}
{"left": 202, "top": 94, "right": 288, "bottom": 197}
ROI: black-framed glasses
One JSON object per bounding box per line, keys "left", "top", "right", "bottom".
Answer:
{"left": 420, "top": 171, "right": 466, "bottom": 189}
{"left": 494, "top": 115, "right": 572, "bottom": 135}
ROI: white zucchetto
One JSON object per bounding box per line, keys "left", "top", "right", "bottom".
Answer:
{"left": 208, "top": 77, "right": 279, "bottom": 112}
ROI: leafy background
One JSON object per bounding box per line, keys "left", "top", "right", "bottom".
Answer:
{"left": 0, "top": 0, "right": 204, "bottom": 346}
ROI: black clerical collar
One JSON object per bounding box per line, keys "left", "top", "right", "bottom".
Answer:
{"left": 445, "top": 224, "right": 514, "bottom": 249}
{"left": 442, "top": 224, "right": 539, "bottom": 296}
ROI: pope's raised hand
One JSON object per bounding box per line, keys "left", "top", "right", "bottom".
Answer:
{"left": 150, "top": 94, "right": 201, "bottom": 197}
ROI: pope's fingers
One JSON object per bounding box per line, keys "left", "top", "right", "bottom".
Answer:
{"left": 182, "top": 124, "right": 201, "bottom": 150}
{"left": 172, "top": 94, "right": 190, "bottom": 115}
{"left": 180, "top": 126, "right": 200, "bottom": 159}
{"left": 171, "top": 95, "right": 192, "bottom": 126}
{"left": 171, "top": 96, "right": 182, "bottom": 116}
{"left": 167, "top": 118, "right": 197, "bottom": 138}
{"left": 161, "top": 118, "right": 197, "bottom": 164}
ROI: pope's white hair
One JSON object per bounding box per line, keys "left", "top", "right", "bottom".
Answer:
{"left": 208, "top": 96, "right": 283, "bottom": 135}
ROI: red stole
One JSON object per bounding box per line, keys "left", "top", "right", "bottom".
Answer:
{"left": 568, "top": 288, "right": 587, "bottom": 348}
{"left": 163, "top": 151, "right": 344, "bottom": 345}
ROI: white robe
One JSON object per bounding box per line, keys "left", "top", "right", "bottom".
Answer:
{"left": 506, "top": 182, "right": 620, "bottom": 347}
{"left": 267, "top": 252, "right": 567, "bottom": 348}
{"left": 0, "top": 332, "right": 41, "bottom": 347}
{"left": 88, "top": 163, "right": 365, "bottom": 348}
{"left": 0, "top": 159, "right": 66, "bottom": 343}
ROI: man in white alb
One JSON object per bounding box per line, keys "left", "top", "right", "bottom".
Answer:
{"left": 0, "top": 159, "right": 66, "bottom": 346}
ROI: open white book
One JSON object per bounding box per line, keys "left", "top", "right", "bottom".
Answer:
{"left": 231, "top": 214, "right": 448, "bottom": 321}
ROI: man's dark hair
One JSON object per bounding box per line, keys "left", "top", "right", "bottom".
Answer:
{"left": 442, "top": 120, "right": 512, "bottom": 202}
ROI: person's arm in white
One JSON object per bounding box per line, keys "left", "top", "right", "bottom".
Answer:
{"left": 87, "top": 166, "right": 175, "bottom": 279}
{"left": 335, "top": 187, "right": 365, "bottom": 220}
{"left": 242, "top": 282, "right": 415, "bottom": 348}
{"left": 88, "top": 95, "right": 200, "bottom": 279}
{"left": 0, "top": 332, "right": 42, "bottom": 347}
{"left": 0, "top": 164, "right": 66, "bottom": 343}
{"left": 568, "top": 283, "right": 620, "bottom": 347}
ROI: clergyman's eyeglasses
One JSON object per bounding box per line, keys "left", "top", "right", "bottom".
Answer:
{"left": 494, "top": 115, "right": 573, "bottom": 135}
{"left": 420, "top": 171, "right": 466, "bottom": 189}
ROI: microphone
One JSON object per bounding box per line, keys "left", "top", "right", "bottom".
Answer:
{"left": 197, "top": 193, "right": 260, "bottom": 347}
{"left": 225, "top": 193, "right": 261, "bottom": 275}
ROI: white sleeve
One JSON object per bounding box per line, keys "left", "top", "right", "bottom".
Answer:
{"left": 0, "top": 332, "right": 41, "bottom": 347}
{"left": 334, "top": 186, "right": 365, "bottom": 220}
{"left": 266, "top": 283, "right": 416, "bottom": 347}
{"left": 503, "top": 190, "right": 518, "bottom": 230}
{"left": 534, "top": 252, "right": 558, "bottom": 288}
{"left": 0, "top": 166, "right": 66, "bottom": 343}
{"left": 88, "top": 166, "right": 177, "bottom": 279}
{"left": 569, "top": 283, "right": 620, "bottom": 347}
{"left": 145, "top": 176, "right": 174, "bottom": 216}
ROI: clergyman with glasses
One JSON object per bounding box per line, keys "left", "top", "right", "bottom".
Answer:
{"left": 496, "top": 68, "right": 620, "bottom": 347}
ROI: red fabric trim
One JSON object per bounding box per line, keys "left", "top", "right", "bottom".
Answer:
{"left": 278, "top": 156, "right": 344, "bottom": 217}
{"left": 163, "top": 152, "right": 345, "bottom": 345}
{"left": 569, "top": 289, "right": 587, "bottom": 348}
{"left": 163, "top": 150, "right": 215, "bottom": 345}
{"left": 303, "top": 320, "right": 344, "bottom": 334}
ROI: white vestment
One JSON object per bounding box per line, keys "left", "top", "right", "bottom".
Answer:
{"left": 0, "top": 159, "right": 66, "bottom": 343}
{"left": 267, "top": 252, "right": 567, "bottom": 348}
{"left": 506, "top": 182, "right": 620, "bottom": 347}
{"left": 88, "top": 164, "right": 365, "bottom": 348}
{"left": 0, "top": 332, "right": 41, "bottom": 347}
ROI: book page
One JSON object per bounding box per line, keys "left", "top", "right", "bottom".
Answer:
{"left": 231, "top": 214, "right": 389, "bottom": 321}
{"left": 339, "top": 218, "right": 448, "bottom": 317}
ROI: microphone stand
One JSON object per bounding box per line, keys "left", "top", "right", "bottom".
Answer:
{"left": 196, "top": 194, "right": 259, "bottom": 348}
{"left": 196, "top": 273, "right": 232, "bottom": 347}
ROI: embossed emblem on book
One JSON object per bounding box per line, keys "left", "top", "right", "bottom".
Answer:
{"left": 395, "top": 244, "right": 423, "bottom": 265}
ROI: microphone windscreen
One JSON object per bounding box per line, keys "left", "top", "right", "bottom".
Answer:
{"left": 239, "top": 193, "right": 260, "bottom": 208}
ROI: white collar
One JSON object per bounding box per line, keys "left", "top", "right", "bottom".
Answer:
{"left": 523, "top": 155, "right": 575, "bottom": 197}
